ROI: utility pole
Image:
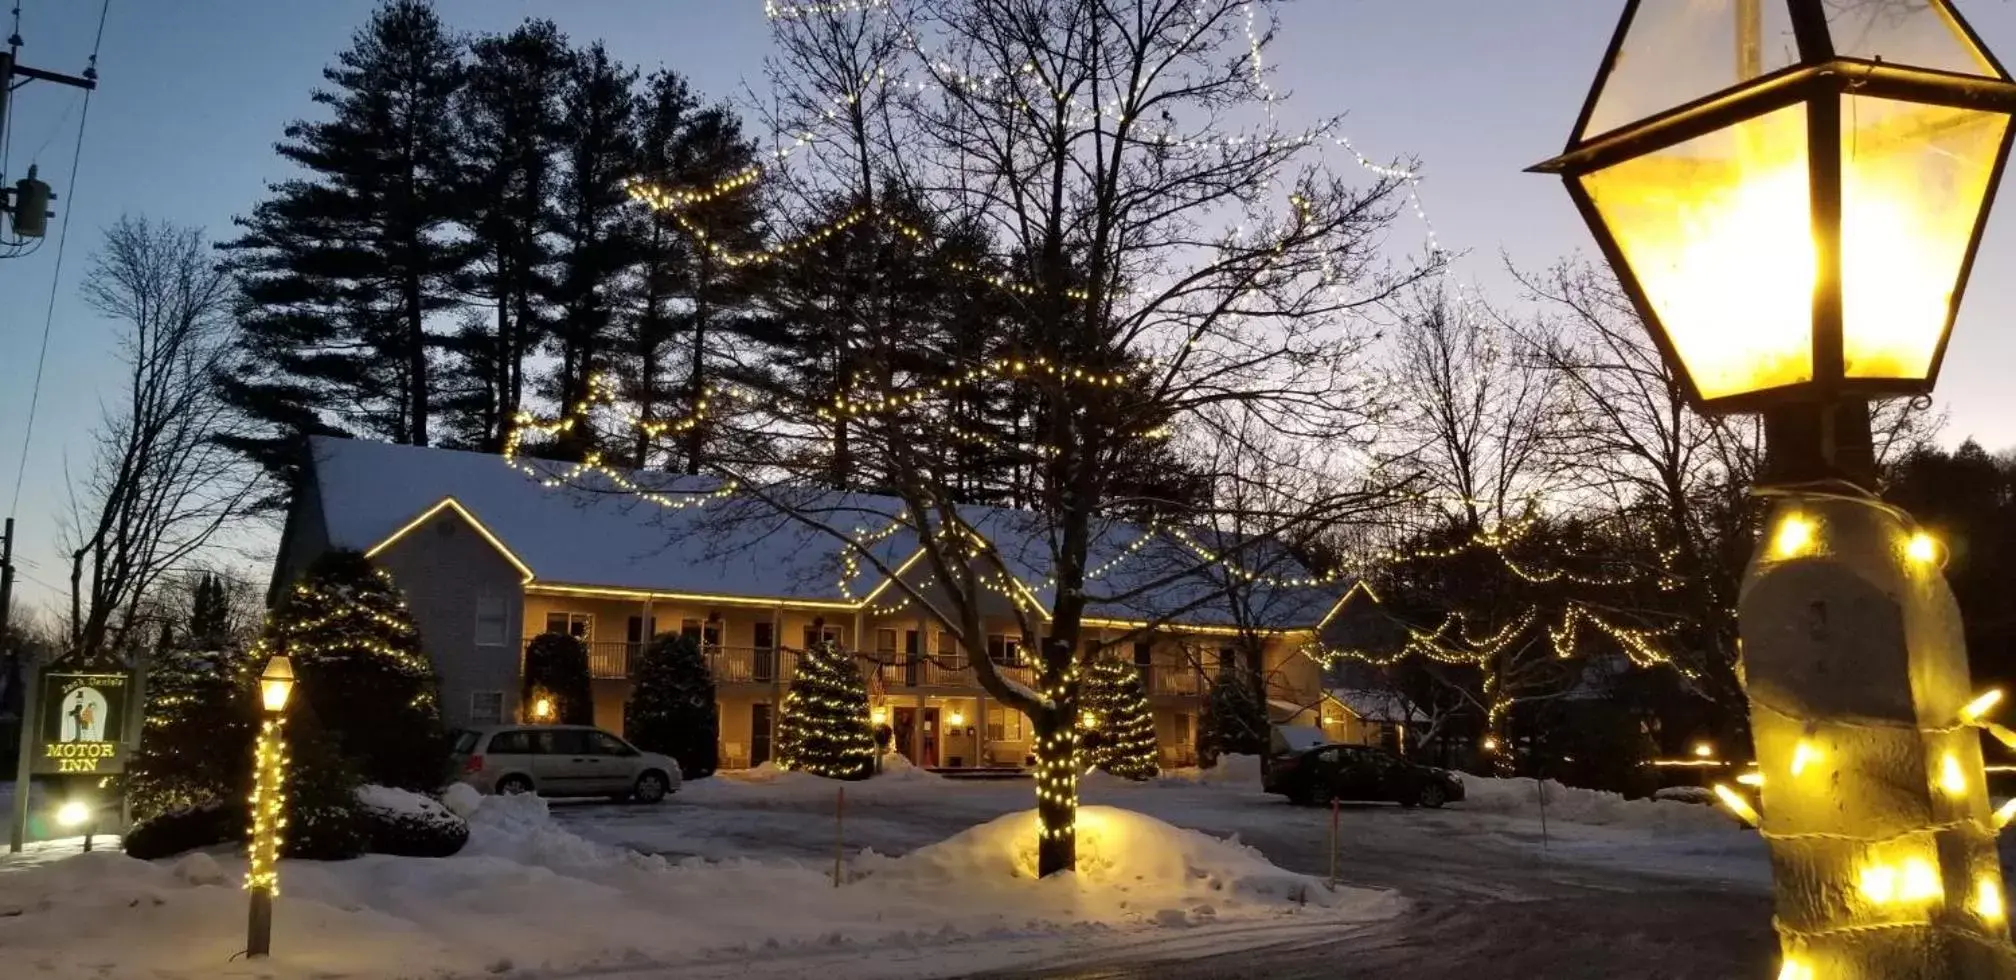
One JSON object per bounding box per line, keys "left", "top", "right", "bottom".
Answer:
{"left": 0, "top": 23, "right": 99, "bottom": 242}
{"left": 0, "top": 518, "right": 14, "bottom": 644}
{"left": 4, "top": 516, "right": 31, "bottom": 855}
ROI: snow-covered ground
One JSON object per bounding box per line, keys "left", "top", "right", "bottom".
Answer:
{"left": 560, "top": 761, "right": 1766, "bottom": 891}
{"left": 0, "top": 762, "right": 1425, "bottom": 980}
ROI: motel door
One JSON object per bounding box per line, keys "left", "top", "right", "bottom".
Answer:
{"left": 891, "top": 707, "right": 941, "bottom": 767}
{"left": 750, "top": 703, "right": 773, "bottom": 767}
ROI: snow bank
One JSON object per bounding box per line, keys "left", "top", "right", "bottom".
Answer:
{"left": 875, "top": 752, "right": 944, "bottom": 781}
{"left": 1460, "top": 777, "right": 1734, "bottom": 831}
{"left": 438, "top": 781, "right": 483, "bottom": 818}
{"left": 0, "top": 791, "right": 1394, "bottom": 979}
{"left": 1653, "top": 786, "right": 1715, "bottom": 805}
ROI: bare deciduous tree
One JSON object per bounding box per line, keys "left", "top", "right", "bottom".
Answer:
{"left": 590, "top": 0, "right": 1437, "bottom": 875}
{"left": 65, "top": 216, "right": 260, "bottom": 661}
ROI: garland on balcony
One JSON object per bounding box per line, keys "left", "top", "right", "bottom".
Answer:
{"left": 775, "top": 639, "right": 878, "bottom": 780}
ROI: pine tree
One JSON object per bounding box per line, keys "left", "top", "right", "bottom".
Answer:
{"left": 544, "top": 41, "right": 640, "bottom": 461}
{"left": 624, "top": 633, "right": 718, "bottom": 777}
{"left": 621, "top": 77, "right": 769, "bottom": 474}
{"left": 216, "top": 0, "right": 468, "bottom": 486}
{"left": 1078, "top": 656, "right": 1158, "bottom": 780}
{"left": 187, "top": 574, "right": 232, "bottom": 649}
{"left": 443, "top": 18, "right": 572, "bottom": 451}
{"left": 1204, "top": 666, "right": 1269, "bottom": 761}
{"left": 264, "top": 550, "right": 449, "bottom": 790}
{"left": 522, "top": 631, "right": 594, "bottom": 725}
{"left": 774, "top": 639, "right": 875, "bottom": 780}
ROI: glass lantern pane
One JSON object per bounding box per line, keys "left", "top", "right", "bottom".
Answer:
{"left": 1823, "top": 0, "right": 1996, "bottom": 78}
{"left": 1841, "top": 96, "right": 2008, "bottom": 380}
{"left": 1582, "top": 0, "right": 1801, "bottom": 140}
{"left": 1581, "top": 104, "right": 1816, "bottom": 401}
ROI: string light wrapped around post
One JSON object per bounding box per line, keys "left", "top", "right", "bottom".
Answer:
{"left": 245, "top": 654, "right": 295, "bottom": 959}
{"left": 1535, "top": 3, "right": 2016, "bottom": 976}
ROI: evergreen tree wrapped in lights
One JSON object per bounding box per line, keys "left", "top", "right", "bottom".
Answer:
{"left": 1078, "top": 656, "right": 1158, "bottom": 780}
{"left": 625, "top": 633, "right": 719, "bottom": 777}
{"left": 263, "top": 550, "right": 450, "bottom": 791}
{"left": 128, "top": 577, "right": 255, "bottom": 822}
{"left": 774, "top": 638, "right": 875, "bottom": 780}
{"left": 1204, "top": 665, "right": 1269, "bottom": 761}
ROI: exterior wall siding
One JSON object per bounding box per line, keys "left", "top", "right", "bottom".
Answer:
{"left": 370, "top": 510, "right": 526, "bottom": 731}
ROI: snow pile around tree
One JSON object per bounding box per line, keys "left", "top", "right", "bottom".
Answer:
{"left": 862, "top": 805, "right": 1374, "bottom": 919}
{"left": 0, "top": 792, "right": 1396, "bottom": 980}
{"left": 1459, "top": 776, "right": 1736, "bottom": 831}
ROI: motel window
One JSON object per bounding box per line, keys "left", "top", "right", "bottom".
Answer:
{"left": 545, "top": 612, "right": 592, "bottom": 640}
{"left": 1133, "top": 641, "right": 1153, "bottom": 667}
{"left": 802, "top": 624, "right": 845, "bottom": 649}
{"left": 1217, "top": 647, "right": 1235, "bottom": 676}
{"left": 936, "top": 631, "right": 954, "bottom": 657}
{"left": 470, "top": 691, "right": 504, "bottom": 726}
{"left": 474, "top": 596, "right": 507, "bottom": 647}
{"left": 987, "top": 704, "right": 1026, "bottom": 742}
{"left": 986, "top": 634, "right": 1022, "bottom": 667}
{"left": 754, "top": 622, "right": 775, "bottom": 651}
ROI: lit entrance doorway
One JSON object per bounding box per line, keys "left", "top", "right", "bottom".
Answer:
{"left": 892, "top": 706, "right": 940, "bottom": 767}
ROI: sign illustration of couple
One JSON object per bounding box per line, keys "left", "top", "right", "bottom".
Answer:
{"left": 59, "top": 686, "right": 109, "bottom": 743}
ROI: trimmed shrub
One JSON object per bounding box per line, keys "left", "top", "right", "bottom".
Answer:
{"left": 123, "top": 800, "right": 245, "bottom": 860}
{"left": 523, "top": 631, "right": 595, "bottom": 726}
{"left": 355, "top": 785, "right": 468, "bottom": 857}
{"left": 624, "top": 633, "right": 717, "bottom": 777}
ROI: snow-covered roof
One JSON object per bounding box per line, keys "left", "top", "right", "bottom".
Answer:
{"left": 305, "top": 437, "right": 1343, "bottom": 629}
{"left": 311, "top": 437, "right": 906, "bottom": 602}
{"left": 1326, "top": 688, "right": 1426, "bottom": 724}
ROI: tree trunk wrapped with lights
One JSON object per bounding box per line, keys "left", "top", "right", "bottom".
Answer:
{"left": 1033, "top": 638, "right": 1080, "bottom": 874}
{"left": 1743, "top": 498, "right": 2016, "bottom": 978}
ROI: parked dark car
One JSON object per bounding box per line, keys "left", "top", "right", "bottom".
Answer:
{"left": 1263, "top": 743, "right": 1465, "bottom": 808}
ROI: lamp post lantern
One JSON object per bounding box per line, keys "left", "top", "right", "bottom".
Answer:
{"left": 1535, "top": 3, "right": 2016, "bottom": 977}
{"left": 246, "top": 654, "right": 295, "bottom": 959}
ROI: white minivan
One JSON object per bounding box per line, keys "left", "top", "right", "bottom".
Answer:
{"left": 451, "top": 725, "right": 681, "bottom": 802}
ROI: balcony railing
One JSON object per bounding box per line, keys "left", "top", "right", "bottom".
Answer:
{"left": 531, "top": 638, "right": 1205, "bottom": 698}
{"left": 1147, "top": 667, "right": 1206, "bottom": 696}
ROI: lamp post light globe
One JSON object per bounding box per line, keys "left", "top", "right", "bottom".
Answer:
{"left": 1536, "top": 3, "right": 2016, "bottom": 978}
{"left": 1533, "top": 0, "right": 2016, "bottom": 481}
{"left": 259, "top": 655, "right": 296, "bottom": 714}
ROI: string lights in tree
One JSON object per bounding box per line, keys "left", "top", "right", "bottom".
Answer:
{"left": 1078, "top": 655, "right": 1159, "bottom": 780}
{"left": 775, "top": 638, "right": 878, "bottom": 780}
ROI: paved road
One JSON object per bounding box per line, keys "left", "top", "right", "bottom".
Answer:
{"left": 559, "top": 788, "right": 1779, "bottom": 979}
{"left": 980, "top": 802, "right": 1778, "bottom": 980}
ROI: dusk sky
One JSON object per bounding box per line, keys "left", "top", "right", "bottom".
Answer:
{"left": 4, "top": 0, "right": 2015, "bottom": 615}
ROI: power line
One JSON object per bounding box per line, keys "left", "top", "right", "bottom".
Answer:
{"left": 4, "top": 0, "right": 107, "bottom": 521}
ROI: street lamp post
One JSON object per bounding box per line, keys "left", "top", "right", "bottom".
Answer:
{"left": 1534, "top": 3, "right": 2016, "bottom": 977}
{"left": 246, "top": 654, "right": 295, "bottom": 960}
